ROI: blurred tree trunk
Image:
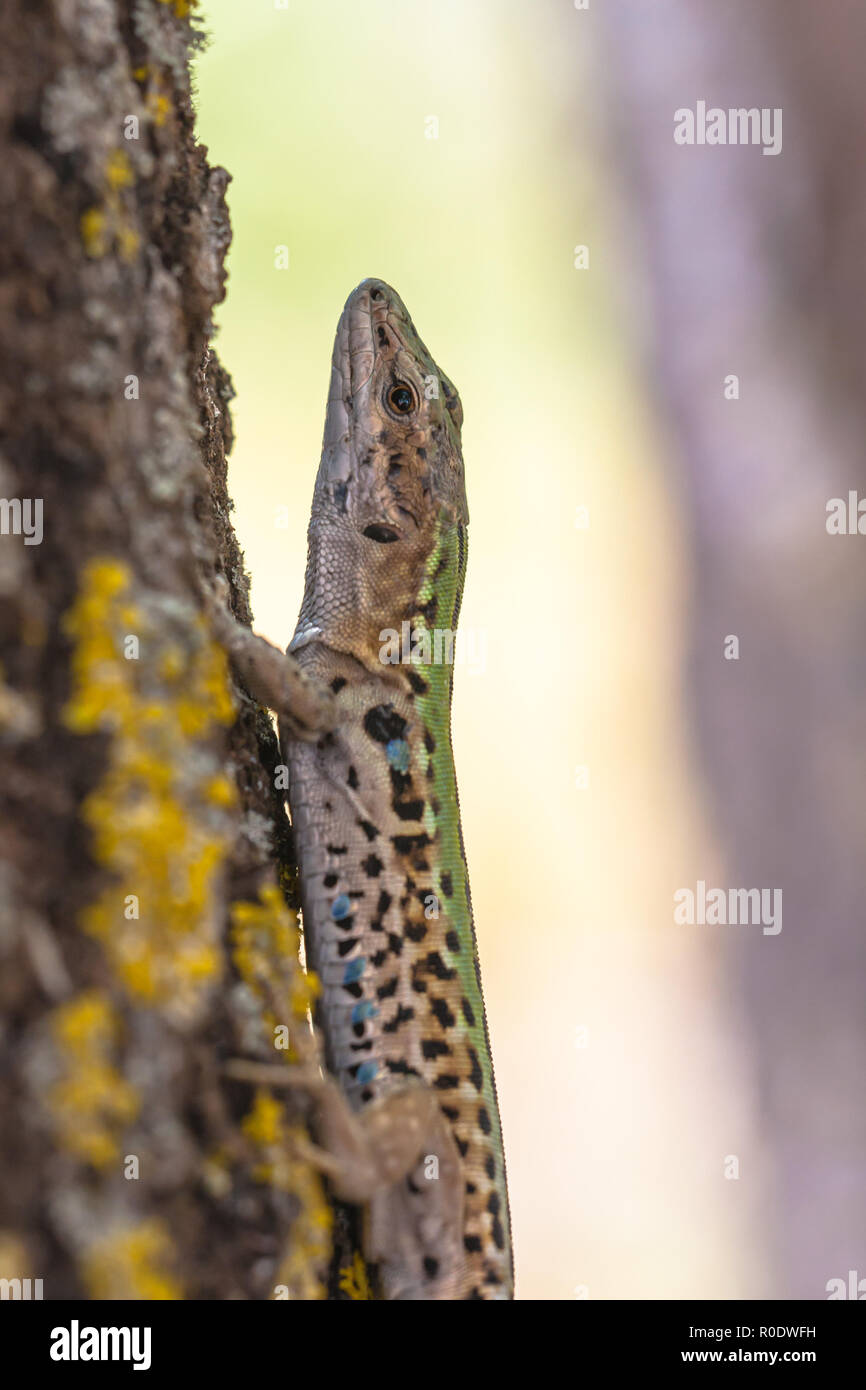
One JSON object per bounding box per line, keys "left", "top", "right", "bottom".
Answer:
{"left": 600, "top": 0, "right": 866, "bottom": 1297}
{"left": 0, "top": 0, "right": 332, "bottom": 1299}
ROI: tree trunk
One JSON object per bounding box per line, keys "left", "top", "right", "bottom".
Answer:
{"left": 599, "top": 0, "right": 866, "bottom": 1297}
{"left": 0, "top": 0, "right": 334, "bottom": 1300}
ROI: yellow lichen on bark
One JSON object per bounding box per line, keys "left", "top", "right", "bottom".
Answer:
{"left": 338, "top": 1251, "right": 374, "bottom": 1301}
{"left": 47, "top": 991, "right": 139, "bottom": 1169}
{"left": 62, "top": 559, "right": 237, "bottom": 1021}
{"left": 230, "top": 885, "right": 320, "bottom": 1054}
{"left": 232, "top": 885, "right": 334, "bottom": 1298}
{"left": 79, "top": 145, "right": 140, "bottom": 261}
{"left": 82, "top": 1219, "right": 182, "bottom": 1300}
{"left": 241, "top": 1091, "right": 333, "bottom": 1301}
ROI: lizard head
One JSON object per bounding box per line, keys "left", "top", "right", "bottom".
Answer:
{"left": 292, "top": 278, "right": 468, "bottom": 664}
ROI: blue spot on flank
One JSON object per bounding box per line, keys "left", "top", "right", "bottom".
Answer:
{"left": 351, "top": 1001, "right": 379, "bottom": 1024}
{"left": 343, "top": 957, "right": 366, "bottom": 985}
{"left": 356, "top": 1061, "right": 379, "bottom": 1085}
{"left": 331, "top": 894, "right": 351, "bottom": 920}
{"left": 386, "top": 738, "right": 411, "bottom": 773}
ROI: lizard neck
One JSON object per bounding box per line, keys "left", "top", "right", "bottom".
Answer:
{"left": 293, "top": 512, "right": 466, "bottom": 689}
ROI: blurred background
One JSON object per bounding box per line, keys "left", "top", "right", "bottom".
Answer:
{"left": 195, "top": 0, "right": 865, "bottom": 1299}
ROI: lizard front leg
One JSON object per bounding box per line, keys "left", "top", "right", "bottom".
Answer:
{"left": 206, "top": 594, "right": 336, "bottom": 740}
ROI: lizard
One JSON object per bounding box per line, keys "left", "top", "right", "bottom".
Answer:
{"left": 218, "top": 278, "right": 513, "bottom": 1300}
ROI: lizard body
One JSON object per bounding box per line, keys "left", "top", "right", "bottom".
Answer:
{"left": 282, "top": 279, "right": 513, "bottom": 1300}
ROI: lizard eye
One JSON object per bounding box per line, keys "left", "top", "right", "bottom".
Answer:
{"left": 386, "top": 383, "right": 416, "bottom": 415}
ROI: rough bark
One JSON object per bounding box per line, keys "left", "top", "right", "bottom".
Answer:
{"left": 599, "top": 0, "right": 866, "bottom": 1297}
{"left": 0, "top": 0, "right": 335, "bottom": 1300}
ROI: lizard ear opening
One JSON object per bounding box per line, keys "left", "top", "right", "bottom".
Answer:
{"left": 363, "top": 524, "right": 400, "bottom": 544}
